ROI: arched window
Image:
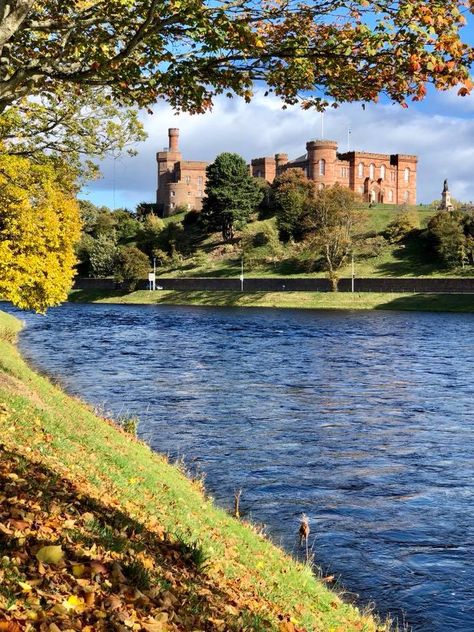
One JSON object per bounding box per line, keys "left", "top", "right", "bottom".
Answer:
{"left": 358, "top": 163, "right": 364, "bottom": 177}
{"left": 388, "top": 189, "right": 393, "bottom": 202}
{"left": 319, "top": 159, "right": 326, "bottom": 176}
{"left": 404, "top": 167, "right": 410, "bottom": 183}
{"left": 359, "top": 185, "right": 364, "bottom": 194}
{"left": 404, "top": 190, "right": 409, "bottom": 202}
{"left": 380, "top": 165, "right": 386, "bottom": 180}
{"left": 369, "top": 163, "right": 375, "bottom": 180}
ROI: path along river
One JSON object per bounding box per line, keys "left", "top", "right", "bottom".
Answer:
{"left": 6, "top": 303, "right": 474, "bottom": 631}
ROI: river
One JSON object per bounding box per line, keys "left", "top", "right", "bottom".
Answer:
{"left": 6, "top": 302, "right": 474, "bottom": 631}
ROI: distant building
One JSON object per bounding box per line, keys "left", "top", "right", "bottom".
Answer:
{"left": 156, "top": 129, "right": 418, "bottom": 216}
{"left": 156, "top": 128, "right": 207, "bottom": 217}
{"left": 251, "top": 140, "right": 417, "bottom": 205}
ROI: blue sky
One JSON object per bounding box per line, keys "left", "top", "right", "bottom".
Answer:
{"left": 83, "top": 17, "right": 474, "bottom": 210}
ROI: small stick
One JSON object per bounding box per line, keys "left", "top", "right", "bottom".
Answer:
{"left": 234, "top": 488, "right": 242, "bottom": 519}
{"left": 299, "top": 514, "right": 310, "bottom": 562}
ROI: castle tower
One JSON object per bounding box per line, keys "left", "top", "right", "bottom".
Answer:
{"left": 440, "top": 179, "right": 454, "bottom": 211}
{"left": 168, "top": 128, "right": 179, "bottom": 151}
{"left": 306, "top": 140, "right": 338, "bottom": 187}
{"left": 275, "top": 153, "right": 289, "bottom": 175}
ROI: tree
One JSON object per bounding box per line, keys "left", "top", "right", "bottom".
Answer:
{"left": 385, "top": 209, "right": 420, "bottom": 243}
{"left": 0, "top": 89, "right": 146, "bottom": 170}
{"left": 0, "top": 1, "right": 471, "bottom": 116}
{"left": 427, "top": 210, "right": 473, "bottom": 268}
{"left": 305, "top": 185, "right": 365, "bottom": 291}
{"left": 0, "top": 153, "right": 81, "bottom": 312}
{"left": 273, "top": 170, "right": 315, "bottom": 241}
{"left": 202, "top": 153, "right": 263, "bottom": 241}
{"left": 114, "top": 246, "right": 150, "bottom": 290}
{"left": 88, "top": 235, "right": 118, "bottom": 278}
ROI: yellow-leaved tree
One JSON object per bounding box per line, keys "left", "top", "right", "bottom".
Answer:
{"left": 0, "top": 153, "right": 81, "bottom": 312}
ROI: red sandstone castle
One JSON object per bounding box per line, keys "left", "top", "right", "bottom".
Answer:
{"left": 156, "top": 128, "right": 417, "bottom": 217}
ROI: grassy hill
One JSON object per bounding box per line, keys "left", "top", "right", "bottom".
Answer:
{"left": 153, "top": 205, "right": 473, "bottom": 280}
{"left": 0, "top": 310, "right": 386, "bottom": 632}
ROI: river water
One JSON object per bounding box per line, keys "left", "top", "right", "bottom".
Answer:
{"left": 6, "top": 302, "right": 474, "bottom": 631}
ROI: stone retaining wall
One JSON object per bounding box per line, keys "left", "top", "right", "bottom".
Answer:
{"left": 74, "top": 277, "right": 474, "bottom": 294}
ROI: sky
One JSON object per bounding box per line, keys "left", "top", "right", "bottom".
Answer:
{"left": 82, "top": 81, "right": 474, "bottom": 212}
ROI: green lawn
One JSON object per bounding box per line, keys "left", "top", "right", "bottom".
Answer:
{"left": 68, "top": 289, "right": 474, "bottom": 313}
{"left": 0, "top": 310, "right": 386, "bottom": 631}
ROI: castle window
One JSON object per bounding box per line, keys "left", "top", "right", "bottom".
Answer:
{"left": 319, "top": 159, "right": 326, "bottom": 176}
{"left": 197, "top": 190, "right": 203, "bottom": 196}
{"left": 170, "top": 191, "right": 175, "bottom": 197}
{"left": 359, "top": 185, "right": 364, "bottom": 194}
{"left": 388, "top": 189, "right": 393, "bottom": 202}
{"left": 341, "top": 167, "right": 349, "bottom": 178}
{"left": 197, "top": 176, "right": 203, "bottom": 186}
{"left": 369, "top": 163, "right": 375, "bottom": 180}
{"left": 380, "top": 165, "right": 386, "bottom": 180}
{"left": 404, "top": 168, "right": 410, "bottom": 183}
{"left": 185, "top": 176, "right": 191, "bottom": 185}
{"left": 256, "top": 170, "right": 262, "bottom": 178}
{"left": 188, "top": 191, "right": 191, "bottom": 196}
{"left": 391, "top": 171, "right": 396, "bottom": 183}
{"left": 404, "top": 190, "right": 409, "bottom": 202}
{"left": 358, "top": 163, "right": 364, "bottom": 177}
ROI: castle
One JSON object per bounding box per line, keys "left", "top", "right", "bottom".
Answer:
{"left": 156, "top": 128, "right": 417, "bottom": 217}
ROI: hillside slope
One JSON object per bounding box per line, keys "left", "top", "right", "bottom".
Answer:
{"left": 0, "top": 310, "right": 385, "bottom": 632}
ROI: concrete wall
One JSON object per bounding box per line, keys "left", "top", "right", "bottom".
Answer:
{"left": 74, "top": 277, "right": 474, "bottom": 294}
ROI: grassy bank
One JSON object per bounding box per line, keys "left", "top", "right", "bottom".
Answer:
{"left": 69, "top": 289, "right": 474, "bottom": 313}
{"left": 0, "top": 309, "right": 385, "bottom": 631}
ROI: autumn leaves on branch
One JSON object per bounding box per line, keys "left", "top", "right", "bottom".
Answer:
{"left": 0, "top": 0, "right": 472, "bottom": 116}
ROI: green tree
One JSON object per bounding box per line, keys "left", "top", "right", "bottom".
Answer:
{"left": 136, "top": 214, "right": 165, "bottom": 256}
{"left": 88, "top": 235, "right": 118, "bottom": 278}
{"left": 201, "top": 153, "right": 263, "bottom": 241}
{"left": 427, "top": 211, "right": 472, "bottom": 268}
{"left": 113, "top": 209, "right": 141, "bottom": 243}
{"left": 114, "top": 246, "right": 150, "bottom": 290}
{"left": 305, "top": 185, "right": 365, "bottom": 291}
{"left": 273, "top": 170, "right": 316, "bottom": 242}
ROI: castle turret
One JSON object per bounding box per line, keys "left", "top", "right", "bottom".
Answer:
{"left": 306, "top": 140, "right": 338, "bottom": 186}
{"left": 168, "top": 128, "right": 179, "bottom": 151}
{"left": 275, "top": 153, "right": 289, "bottom": 172}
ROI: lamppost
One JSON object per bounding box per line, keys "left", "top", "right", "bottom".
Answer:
{"left": 351, "top": 252, "right": 355, "bottom": 293}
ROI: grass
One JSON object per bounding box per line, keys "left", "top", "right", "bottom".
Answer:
{"left": 68, "top": 289, "right": 474, "bottom": 313}
{"left": 150, "top": 206, "right": 473, "bottom": 280}
{"left": 0, "top": 309, "right": 385, "bottom": 631}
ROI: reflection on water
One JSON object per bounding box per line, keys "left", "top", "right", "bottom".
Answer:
{"left": 7, "top": 302, "right": 474, "bottom": 632}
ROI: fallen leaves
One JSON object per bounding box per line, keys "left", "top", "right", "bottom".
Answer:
{"left": 0, "top": 447, "right": 294, "bottom": 631}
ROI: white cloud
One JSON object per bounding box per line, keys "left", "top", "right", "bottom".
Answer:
{"left": 82, "top": 91, "right": 474, "bottom": 208}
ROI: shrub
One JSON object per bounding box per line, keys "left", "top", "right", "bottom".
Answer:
{"left": 89, "top": 234, "right": 118, "bottom": 277}
{"left": 385, "top": 210, "right": 420, "bottom": 243}
{"left": 427, "top": 210, "right": 472, "bottom": 268}
{"left": 183, "top": 209, "right": 201, "bottom": 226}
{"left": 114, "top": 246, "right": 150, "bottom": 290}
{"left": 241, "top": 222, "right": 282, "bottom": 269}
{"left": 357, "top": 235, "right": 388, "bottom": 259}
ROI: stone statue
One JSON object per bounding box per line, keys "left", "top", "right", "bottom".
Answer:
{"left": 440, "top": 179, "right": 453, "bottom": 211}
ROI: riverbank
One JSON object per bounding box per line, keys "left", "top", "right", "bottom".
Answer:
{"left": 0, "top": 309, "right": 384, "bottom": 632}
{"left": 69, "top": 288, "right": 474, "bottom": 312}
